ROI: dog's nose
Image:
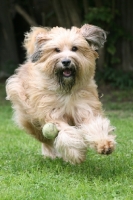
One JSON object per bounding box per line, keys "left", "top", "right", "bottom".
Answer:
{"left": 62, "top": 59, "right": 71, "bottom": 67}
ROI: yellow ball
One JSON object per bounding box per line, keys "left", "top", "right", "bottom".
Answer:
{"left": 42, "top": 123, "right": 59, "bottom": 139}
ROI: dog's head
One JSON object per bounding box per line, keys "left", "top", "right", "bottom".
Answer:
{"left": 24, "top": 24, "right": 106, "bottom": 92}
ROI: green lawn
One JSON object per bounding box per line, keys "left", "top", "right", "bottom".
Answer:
{"left": 0, "top": 83, "right": 133, "bottom": 200}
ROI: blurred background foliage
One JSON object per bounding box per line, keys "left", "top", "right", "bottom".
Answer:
{"left": 0, "top": 0, "right": 133, "bottom": 89}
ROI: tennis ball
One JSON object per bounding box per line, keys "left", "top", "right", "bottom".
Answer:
{"left": 42, "top": 123, "right": 59, "bottom": 139}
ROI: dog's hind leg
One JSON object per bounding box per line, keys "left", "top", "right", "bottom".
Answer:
{"left": 42, "top": 141, "right": 57, "bottom": 159}
{"left": 17, "top": 118, "right": 57, "bottom": 159}
{"left": 18, "top": 119, "right": 45, "bottom": 142}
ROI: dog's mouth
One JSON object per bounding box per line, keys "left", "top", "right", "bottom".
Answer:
{"left": 55, "top": 66, "right": 76, "bottom": 78}
{"left": 54, "top": 65, "right": 76, "bottom": 92}
{"left": 62, "top": 68, "right": 75, "bottom": 78}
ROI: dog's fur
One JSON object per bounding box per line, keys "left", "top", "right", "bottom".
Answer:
{"left": 6, "top": 24, "right": 116, "bottom": 164}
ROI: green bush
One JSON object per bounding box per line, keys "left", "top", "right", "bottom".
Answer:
{"left": 96, "top": 68, "right": 133, "bottom": 89}
{"left": 85, "top": 5, "right": 133, "bottom": 89}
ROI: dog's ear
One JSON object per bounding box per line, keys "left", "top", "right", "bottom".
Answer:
{"left": 80, "top": 24, "right": 107, "bottom": 50}
{"left": 23, "top": 27, "right": 50, "bottom": 60}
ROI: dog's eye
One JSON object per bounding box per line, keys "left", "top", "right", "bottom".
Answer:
{"left": 55, "top": 48, "right": 60, "bottom": 53}
{"left": 72, "top": 46, "right": 78, "bottom": 52}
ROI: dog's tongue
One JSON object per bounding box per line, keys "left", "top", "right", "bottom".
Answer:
{"left": 63, "top": 69, "right": 72, "bottom": 77}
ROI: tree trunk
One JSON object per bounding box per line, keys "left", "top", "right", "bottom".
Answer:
{"left": 52, "top": 0, "right": 68, "bottom": 27}
{"left": 64, "top": 0, "right": 81, "bottom": 27}
{"left": 0, "top": 0, "right": 18, "bottom": 76}
{"left": 52, "top": 0, "right": 81, "bottom": 28}
{"left": 116, "top": 0, "right": 133, "bottom": 71}
{"left": 83, "top": 0, "right": 89, "bottom": 15}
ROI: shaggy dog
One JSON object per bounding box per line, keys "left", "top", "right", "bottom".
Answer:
{"left": 6, "top": 24, "right": 116, "bottom": 164}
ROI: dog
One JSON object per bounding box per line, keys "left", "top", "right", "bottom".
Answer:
{"left": 6, "top": 24, "right": 116, "bottom": 164}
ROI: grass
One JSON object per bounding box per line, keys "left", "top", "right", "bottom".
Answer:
{"left": 0, "top": 82, "right": 133, "bottom": 200}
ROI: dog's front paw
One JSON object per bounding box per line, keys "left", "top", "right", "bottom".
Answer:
{"left": 93, "top": 136, "right": 116, "bottom": 155}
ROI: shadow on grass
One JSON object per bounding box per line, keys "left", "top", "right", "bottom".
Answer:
{"left": 2, "top": 145, "right": 130, "bottom": 181}
{"left": 37, "top": 153, "right": 129, "bottom": 180}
